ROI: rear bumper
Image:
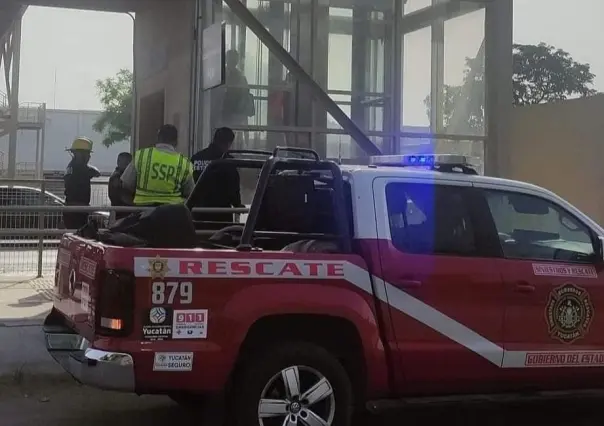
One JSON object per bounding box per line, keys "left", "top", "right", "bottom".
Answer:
{"left": 44, "top": 326, "right": 135, "bottom": 392}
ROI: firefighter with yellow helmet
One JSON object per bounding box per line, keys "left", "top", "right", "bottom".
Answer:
{"left": 63, "top": 137, "right": 101, "bottom": 230}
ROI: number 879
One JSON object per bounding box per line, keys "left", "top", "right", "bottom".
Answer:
{"left": 151, "top": 281, "right": 193, "bottom": 305}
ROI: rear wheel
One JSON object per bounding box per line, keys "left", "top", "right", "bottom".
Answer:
{"left": 232, "top": 342, "right": 353, "bottom": 426}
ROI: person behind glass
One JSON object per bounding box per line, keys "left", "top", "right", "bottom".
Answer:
{"left": 120, "top": 124, "right": 194, "bottom": 207}
{"left": 108, "top": 152, "right": 133, "bottom": 222}
{"left": 221, "top": 49, "right": 255, "bottom": 133}
{"left": 63, "top": 137, "right": 101, "bottom": 230}
{"left": 189, "top": 127, "right": 243, "bottom": 228}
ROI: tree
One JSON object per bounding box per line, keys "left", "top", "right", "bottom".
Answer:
{"left": 93, "top": 69, "right": 133, "bottom": 147}
{"left": 425, "top": 43, "right": 598, "bottom": 133}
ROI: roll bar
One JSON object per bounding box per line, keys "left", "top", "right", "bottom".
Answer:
{"left": 186, "top": 147, "right": 352, "bottom": 254}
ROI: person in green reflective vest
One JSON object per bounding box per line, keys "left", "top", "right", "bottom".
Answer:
{"left": 121, "top": 124, "right": 195, "bottom": 206}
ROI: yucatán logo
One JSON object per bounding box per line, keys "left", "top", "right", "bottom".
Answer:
{"left": 142, "top": 307, "right": 173, "bottom": 340}
{"left": 150, "top": 307, "right": 167, "bottom": 324}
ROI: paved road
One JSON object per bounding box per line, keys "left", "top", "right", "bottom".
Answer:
{"left": 2, "top": 380, "right": 604, "bottom": 426}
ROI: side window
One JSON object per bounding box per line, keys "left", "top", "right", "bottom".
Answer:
{"left": 17, "top": 189, "right": 41, "bottom": 206}
{"left": 385, "top": 183, "right": 476, "bottom": 256}
{"left": 4, "top": 188, "right": 23, "bottom": 205}
{"left": 484, "top": 190, "right": 595, "bottom": 263}
{"left": 43, "top": 194, "right": 62, "bottom": 206}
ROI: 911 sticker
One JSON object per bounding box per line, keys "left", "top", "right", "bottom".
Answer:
{"left": 151, "top": 281, "right": 193, "bottom": 305}
{"left": 172, "top": 309, "right": 208, "bottom": 339}
{"left": 153, "top": 352, "right": 193, "bottom": 371}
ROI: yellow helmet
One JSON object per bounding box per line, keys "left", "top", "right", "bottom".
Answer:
{"left": 67, "top": 137, "right": 93, "bottom": 152}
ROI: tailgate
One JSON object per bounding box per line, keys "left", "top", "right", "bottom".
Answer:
{"left": 54, "top": 234, "right": 104, "bottom": 341}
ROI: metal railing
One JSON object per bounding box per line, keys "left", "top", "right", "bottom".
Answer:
{"left": 0, "top": 175, "right": 257, "bottom": 277}
{"left": 0, "top": 200, "right": 249, "bottom": 278}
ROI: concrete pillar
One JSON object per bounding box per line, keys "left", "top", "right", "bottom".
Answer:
{"left": 484, "top": 0, "right": 513, "bottom": 177}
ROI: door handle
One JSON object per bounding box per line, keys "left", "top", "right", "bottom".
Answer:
{"left": 514, "top": 282, "right": 536, "bottom": 293}
{"left": 399, "top": 279, "right": 422, "bottom": 288}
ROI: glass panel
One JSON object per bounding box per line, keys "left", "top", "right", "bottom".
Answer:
{"left": 401, "top": 27, "right": 431, "bottom": 132}
{"left": 443, "top": 7, "right": 486, "bottom": 136}
{"left": 215, "top": 0, "right": 299, "bottom": 133}
{"left": 212, "top": 0, "right": 392, "bottom": 159}
{"left": 404, "top": 0, "right": 433, "bottom": 15}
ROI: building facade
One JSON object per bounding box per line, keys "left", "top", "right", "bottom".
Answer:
{"left": 134, "top": 0, "right": 513, "bottom": 175}
{"left": 0, "top": 108, "right": 130, "bottom": 175}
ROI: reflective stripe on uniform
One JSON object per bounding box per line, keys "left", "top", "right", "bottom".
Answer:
{"left": 133, "top": 147, "right": 190, "bottom": 205}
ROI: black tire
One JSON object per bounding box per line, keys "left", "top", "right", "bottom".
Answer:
{"left": 231, "top": 342, "right": 354, "bottom": 426}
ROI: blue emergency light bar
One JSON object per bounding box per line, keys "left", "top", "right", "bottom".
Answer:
{"left": 369, "top": 154, "right": 471, "bottom": 168}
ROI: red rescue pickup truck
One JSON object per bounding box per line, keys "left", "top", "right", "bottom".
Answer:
{"left": 45, "top": 150, "right": 604, "bottom": 426}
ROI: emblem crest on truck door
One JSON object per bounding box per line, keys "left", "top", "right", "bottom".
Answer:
{"left": 545, "top": 283, "right": 594, "bottom": 344}
{"left": 148, "top": 256, "right": 170, "bottom": 279}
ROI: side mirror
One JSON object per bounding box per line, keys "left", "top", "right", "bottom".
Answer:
{"left": 597, "top": 236, "right": 604, "bottom": 263}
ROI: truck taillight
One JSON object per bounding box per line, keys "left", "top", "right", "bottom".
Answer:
{"left": 96, "top": 270, "right": 134, "bottom": 336}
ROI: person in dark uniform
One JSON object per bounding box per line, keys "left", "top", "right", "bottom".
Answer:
{"left": 63, "top": 137, "right": 101, "bottom": 230}
{"left": 108, "top": 152, "right": 133, "bottom": 222}
{"left": 189, "top": 127, "right": 243, "bottom": 228}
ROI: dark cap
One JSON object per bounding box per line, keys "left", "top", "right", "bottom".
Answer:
{"left": 157, "top": 124, "right": 178, "bottom": 144}
{"left": 212, "top": 127, "right": 235, "bottom": 144}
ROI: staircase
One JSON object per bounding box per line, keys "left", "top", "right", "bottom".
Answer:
{"left": 0, "top": 94, "right": 45, "bottom": 139}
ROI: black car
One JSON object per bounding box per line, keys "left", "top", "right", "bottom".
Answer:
{"left": 0, "top": 185, "right": 109, "bottom": 231}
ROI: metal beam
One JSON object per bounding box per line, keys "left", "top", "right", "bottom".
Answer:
{"left": 401, "top": 0, "right": 484, "bottom": 34}
{"left": 4, "top": 0, "right": 144, "bottom": 13}
{"left": 222, "top": 0, "right": 381, "bottom": 156}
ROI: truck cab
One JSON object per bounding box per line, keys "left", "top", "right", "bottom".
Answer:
{"left": 44, "top": 150, "right": 604, "bottom": 426}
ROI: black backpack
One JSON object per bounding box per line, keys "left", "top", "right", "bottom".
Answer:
{"left": 107, "top": 204, "right": 196, "bottom": 248}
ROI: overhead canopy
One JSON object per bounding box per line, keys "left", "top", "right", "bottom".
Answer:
{"left": 0, "top": 0, "right": 183, "bottom": 13}
{"left": 0, "top": 2, "right": 24, "bottom": 42}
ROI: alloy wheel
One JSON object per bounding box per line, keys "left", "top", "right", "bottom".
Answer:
{"left": 258, "top": 365, "right": 336, "bottom": 426}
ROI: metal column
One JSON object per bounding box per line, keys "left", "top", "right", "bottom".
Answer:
{"left": 199, "top": 0, "right": 220, "bottom": 150}
{"left": 7, "top": 17, "right": 22, "bottom": 179}
{"left": 430, "top": 0, "right": 445, "bottom": 135}
{"left": 349, "top": 7, "right": 369, "bottom": 158}
{"left": 310, "top": 0, "right": 329, "bottom": 158}
{"left": 391, "top": 0, "right": 403, "bottom": 155}
{"left": 222, "top": 0, "right": 381, "bottom": 156}
{"left": 484, "top": 0, "right": 513, "bottom": 177}
{"left": 266, "top": 0, "right": 286, "bottom": 150}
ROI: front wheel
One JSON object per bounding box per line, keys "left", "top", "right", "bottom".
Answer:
{"left": 232, "top": 342, "right": 353, "bottom": 426}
